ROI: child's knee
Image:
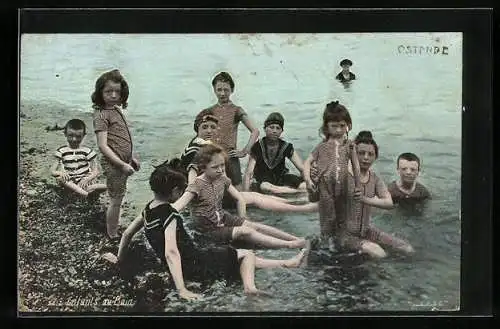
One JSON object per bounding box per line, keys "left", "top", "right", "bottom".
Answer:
{"left": 109, "top": 196, "right": 124, "bottom": 207}
{"left": 237, "top": 249, "right": 254, "bottom": 259}
{"left": 361, "top": 241, "right": 387, "bottom": 258}
{"left": 234, "top": 226, "right": 253, "bottom": 239}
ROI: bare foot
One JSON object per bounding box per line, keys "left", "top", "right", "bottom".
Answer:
{"left": 244, "top": 288, "right": 272, "bottom": 297}
{"left": 284, "top": 241, "right": 311, "bottom": 268}
{"left": 288, "top": 238, "right": 306, "bottom": 249}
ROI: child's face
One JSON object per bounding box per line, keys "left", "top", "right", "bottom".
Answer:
{"left": 102, "top": 80, "right": 122, "bottom": 108}
{"left": 341, "top": 64, "right": 351, "bottom": 71}
{"left": 198, "top": 121, "right": 218, "bottom": 141}
{"left": 397, "top": 159, "right": 420, "bottom": 184}
{"left": 65, "top": 128, "right": 85, "bottom": 148}
{"left": 356, "top": 143, "right": 377, "bottom": 171}
{"left": 204, "top": 153, "right": 225, "bottom": 180}
{"left": 327, "top": 120, "right": 348, "bottom": 138}
{"left": 213, "top": 81, "right": 232, "bottom": 104}
{"left": 264, "top": 124, "right": 283, "bottom": 140}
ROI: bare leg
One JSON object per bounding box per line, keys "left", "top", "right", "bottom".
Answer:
{"left": 62, "top": 181, "right": 89, "bottom": 197}
{"left": 86, "top": 183, "right": 108, "bottom": 194}
{"left": 255, "top": 241, "right": 311, "bottom": 268}
{"left": 260, "top": 182, "right": 302, "bottom": 194}
{"left": 360, "top": 240, "right": 387, "bottom": 258}
{"left": 232, "top": 226, "right": 305, "bottom": 249}
{"left": 236, "top": 249, "right": 267, "bottom": 295}
{"left": 243, "top": 192, "right": 317, "bottom": 212}
{"left": 243, "top": 220, "right": 303, "bottom": 241}
{"left": 106, "top": 196, "right": 123, "bottom": 238}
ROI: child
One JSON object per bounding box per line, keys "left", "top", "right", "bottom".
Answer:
{"left": 303, "top": 101, "right": 361, "bottom": 248}
{"left": 92, "top": 69, "right": 140, "bottom": 242}
{"left": 198, "top": 72, "right": 260, "bottom": 190}
{"left": 243, "top": 112, "right": 307, "bottom": 194}
{"left": 102, "top": 159, "right": 310, "bottom": 299}
{"left": 338, "top": 131, "right": 414, "bottom": 258}
{"left": 181, "top": 111, "right": 317, "bottom": 213}
{"left": 174, "top": 143, "right": 309, "bottom": 249}
{"left": 335, "top": 58, "right": 356, "bottom": 83}
{"left": 50, "top": 119, "right": 107, "bottom": 198}
{"left": 387, "top": 152, "right": 431, "bottom": 206}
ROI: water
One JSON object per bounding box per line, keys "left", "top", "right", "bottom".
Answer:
{"left": 20, "top": 33, "right": 461, "bottom": 311}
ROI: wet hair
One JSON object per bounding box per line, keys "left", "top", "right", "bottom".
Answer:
{"left": 340, "top": 59, "right": 353, "bottom": 67}
{"left": 91, "top": 69, "right": 130, "bottom": 110}
{"left": 149, "top": 158, "right": 188, "bottom": 199}
{"left": 211, "top": 72, "right": 235, "bottom": 91}
{"left": 320, "top": 101, "right": 353, "bottom": 138}
{"left": 194, "top": 109, "right": 219, "bottom": 132}
{"left": 264, "top": 112, "right": 285, "bottom": 130}
{"left": 354, "top": 130, "right": 379, "bottom": 158}
{"left": 64, "top": 119, "right": 86, "bottom": 135}
{"left": 397, "top": 152, "right": 421, "bottom": 170}
{"left": 193, "top": 143, "right": 228, "bottom": 172}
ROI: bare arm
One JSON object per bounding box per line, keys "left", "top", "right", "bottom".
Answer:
{"left": 96, "top": 131, "right": 128, "bottom": 169}
{"left": 163, "top": 220, "right": 187, "bottom": 292}
{"left": 116, "top": 214, "right": 144, "bottom": 262}
{"left": 361, "top": 176, "right": 394, "bottom": 210}
{"left": 50, "top": 159, "right": 63, "bottom": 177}
{"left": 171, "top": 191, "right": 195, "bottom": 213}
{"left": 303, "top": 154, "right": 314, "bottom": 184}
{"left": 289, "top": 150, "right": 305, "bottom": 175}
{"left": 187, "top": 168, "right": 198, "bottom": 185}
{"left": 87, "top": 157, "right": 100, "bottom": 180}
{"left": 240, "top": 115, "right": 259, "bottom": 155}
{"left": 242, "top": 156, "right": 256, "bottom": 191}
{"left": 227, "top": 184, "right": 247, "bottom": 218}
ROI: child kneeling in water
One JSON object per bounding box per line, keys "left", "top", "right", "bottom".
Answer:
{"left": 102, "top": 159, "right": 309, "bottom": 300}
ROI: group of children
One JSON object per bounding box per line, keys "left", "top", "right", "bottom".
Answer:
{"left": 48, "top": 69, "right": 431, "bottom": 300}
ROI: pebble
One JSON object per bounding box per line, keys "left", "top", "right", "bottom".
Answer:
{"left": 26, "top": 189, "right": 37, "bottom": 196}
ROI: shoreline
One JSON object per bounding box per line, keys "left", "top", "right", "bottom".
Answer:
{"left": 18, "top": 102, "right": 172, "bottom": 312}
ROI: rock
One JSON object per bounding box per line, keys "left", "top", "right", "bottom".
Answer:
{"left": 26, "top": 189, "right": 37, "bottom": 197}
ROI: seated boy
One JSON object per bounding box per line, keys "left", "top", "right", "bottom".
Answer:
{"left": 243, "top": 112, "right": 307, "bottom": 194}
{"left": 50, "top": 119, "right": 107, "bottom": 198}
{"left": 387, "top": 152, "right": 431, "bottom": 206}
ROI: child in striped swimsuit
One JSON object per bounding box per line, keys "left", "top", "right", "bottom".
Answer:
{"left": 338, "top": 131, "right": 415, "bottom": 258}
{"left": 50, "top": 119, "right": 107, "bottom": 198}
{"left": 173, "top": 143, "right": 310, "bottom": 249}
{"left": 303, "top": 101, "right": 361, "bottom": 249}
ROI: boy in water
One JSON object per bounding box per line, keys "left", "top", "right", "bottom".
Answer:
{"left": 243, "top": 112, "right": 307, "bottom": 194}
{"left": 387, "top": 152, "right": 431, "bottom": 207}
{"left": 335, "top": 59, "right": 356, "bottom": 83}
{"left": 197, "top": 72, "right": 260, "bottom": 190}
{"left": 50, "top": 119, "right": 107, "bottom": 198}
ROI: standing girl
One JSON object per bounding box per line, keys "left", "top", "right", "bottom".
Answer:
{"left": 92, "top": 69, "right": 140, "bottom": 242}
{"left": 303, "top": 101, "right": 361, "bottom": 248}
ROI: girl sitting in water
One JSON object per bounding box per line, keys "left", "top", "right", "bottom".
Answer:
{"left": 180, "top": 110, "right": 317, "bottom": 213}
{"left": 337, "top": 131, "right": 415, "bottom": 258}
{"left": 175, "top": 143, "right": 311, "bottom": 249}
{"left": 102, "top": 159, "right": 310, "bottom": 300}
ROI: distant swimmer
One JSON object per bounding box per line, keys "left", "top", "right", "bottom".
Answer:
{"left": 387, "top": 152, "right": 431, "bottom": 207}
{"left": 335, "top": 59, "right": 356, "bottom": 82}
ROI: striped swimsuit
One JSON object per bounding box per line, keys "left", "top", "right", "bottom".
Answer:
{"left": 54, "top": 145, "right": 97, "bottom": 183}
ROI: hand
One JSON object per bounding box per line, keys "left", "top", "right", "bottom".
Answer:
{"left": 228, "top": 149, "right": 247, "bottom": 158}
{"left": 179, "top": 288, "right": 203, "bottom": 301}
{"left": 131, "top": 157, "right": 141, "bottom": 171}
{"left": 56, "top": 171, "right": 71, "bottom": 183}
{"left": 122, "top": 163, "right": 135, "bottom": 176}
{"left": 78, "top": 177, "right": 92, "bottom": 190}
{"left": 305, "top": 179, "right": 316, "bottom": 191}
{"left": 352, "top": 188, "right": 364, "bottom": 202}
{"left": 101, "top": 252, "right": 118, "bottom": 264}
